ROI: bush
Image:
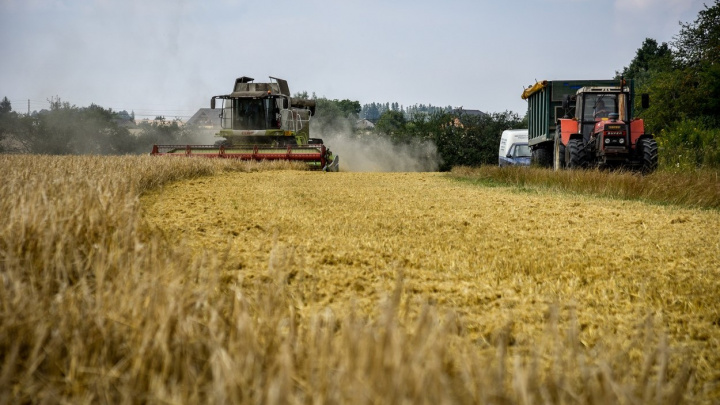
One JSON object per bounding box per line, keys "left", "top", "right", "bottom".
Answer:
{"left": 656, "top": 118, "right": 720, "bottom": 169}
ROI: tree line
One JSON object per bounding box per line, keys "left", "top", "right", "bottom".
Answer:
{"left": 360, "top": 102, "right": 453, "bottom": 122}
{"left": 306, "top": 96, "right": 524, "bottom": 171}
{"left": 617, "top": 0, "right": 720, "bottom": 169}
{"left": 0, "top": 97, "right": 196, "bottom": 155}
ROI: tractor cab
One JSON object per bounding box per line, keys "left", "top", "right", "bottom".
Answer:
{"left": 557, "top": 82, "right": 655, "bottom": 171}
{"left": 573, "top": 86, "right": 630, "bottom": 144}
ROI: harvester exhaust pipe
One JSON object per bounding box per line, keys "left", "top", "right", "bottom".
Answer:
{"left": 291, "top": 98, "right": 316, "bottom": 116}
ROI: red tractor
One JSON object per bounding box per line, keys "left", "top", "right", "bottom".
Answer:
{"left": 522, "top": 79, "right": 658, "bottom": 173}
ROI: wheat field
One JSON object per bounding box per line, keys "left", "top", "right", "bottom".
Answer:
{"left": 2, "top": 155, "right": 719, "bottom": 404}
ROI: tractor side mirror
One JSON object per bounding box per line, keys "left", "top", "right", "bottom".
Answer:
{"left": 211, "top": 97, "right": 216, "bottom": 109}
{"left": 283, "top": 98, "right": 289, "bottom": 109}
{"left": 562, "top": 95, "right": 570, "bottom": 110}
{"left": 641, "top": 94, "right": 649, "bottom": 109}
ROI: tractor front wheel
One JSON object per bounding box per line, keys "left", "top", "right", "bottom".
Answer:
{"left": 638, "top": 138, "right": 659, "bottom": 174}
{"left": 566, "top": 139, "right": 588, "bottom": 169}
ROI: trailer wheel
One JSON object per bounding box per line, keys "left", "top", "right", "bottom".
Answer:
{"left": 532, "top": 145, "right": 552, "bottom": 168}
{"left": 638, "top": 138, "right": 658, "bottom": 174}
{"left": 566, "top": 139, "right": 587, "bottom": 169}
{"left": 553, "top": 134, "right": 566, "bottom": 170}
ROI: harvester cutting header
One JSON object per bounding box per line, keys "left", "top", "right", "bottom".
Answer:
{"left": 151, "top": 76, "right": 339, "bottom": 171}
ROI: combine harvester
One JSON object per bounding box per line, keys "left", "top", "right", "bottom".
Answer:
{"left": 151, "top": 76, "right": 339, "bottom": 171}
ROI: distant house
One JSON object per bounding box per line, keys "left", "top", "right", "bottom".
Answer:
{"left": 449, "top": 107, "right": 487, "bottom": 128}
{"left": 355, "top": 119, "right": 375, "bottom": 129}
{"left": 453, "top": 107, "right": 486, "bottom": 118}
{"left": 186, "top": 108, "right": 221, "bottom": 128}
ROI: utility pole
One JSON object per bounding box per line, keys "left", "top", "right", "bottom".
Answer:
{"left": 28, "top": 99, "right": 30, "bottom": 115}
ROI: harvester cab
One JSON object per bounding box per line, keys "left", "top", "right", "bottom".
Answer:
{"left": 211, "top": 76, "right": 314, "bottom": 147}
{"left": 151, "top": 76, "right": 339, "bottom": 171}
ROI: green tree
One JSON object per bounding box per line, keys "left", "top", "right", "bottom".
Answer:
{"left": 616, "top": 38, "right": 672, "bottom": 83}
{"left": 0, "top": 97, "right": 13, "bottom": 152}
{"left": 375, "top": 110, "right": 406, "bottom": 138}
{"left": 293, "top": 91, "right": 310, "bottom": 99}
{"left": 670, "top": 0, "right": 720, "bottom": 122}
{"left": 10, "top": 99, "right": 137, "bottom": 155}
{"left": 337, "top": 99, "right": 361, "bottom": 118}
{"left": 431, "top": 111, "right": 523, "bottom": 170}
{"left": 632, "top": 1, "right": 720, "bottom": 133}
{"left": 0, "top": 97, "right": 11, "bottom": 115}
{"left": 311, "top": 98, "right": 357, "bottom": 138}
{"left": 621, "top": 1, "right": 720, "bottom": 167}
{"left": 673, "top": 0, "right": 720, "bottom": 67}
{"left": 369, "top": 108, "right": 523, "bottom": 171}
{"left": 135, "top": 118, "right": 193, "bottom": 149}
{"left": 114, "top": 110, "right": 134, "bottom": 122}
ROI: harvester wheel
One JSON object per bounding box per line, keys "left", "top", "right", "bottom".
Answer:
{"left": 566, "top": 139, "right": 587, "bottom": 169}
{"left": 638, "top": 138, "right": 658, "bottom": 174}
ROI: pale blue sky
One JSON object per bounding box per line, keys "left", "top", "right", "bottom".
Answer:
{"left": 0, "top": 0, "right": 708, "bottom": 119}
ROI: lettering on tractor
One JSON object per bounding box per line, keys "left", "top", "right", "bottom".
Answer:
{"left": 150, "top": 76, "right": 339, "bottom": 172}
{"left": 521, "top": 79, "right": 657, "bottom": 173}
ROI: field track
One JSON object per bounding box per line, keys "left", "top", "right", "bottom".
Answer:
{"left": 142, "top": 170, "right": 720, "bottom": 394}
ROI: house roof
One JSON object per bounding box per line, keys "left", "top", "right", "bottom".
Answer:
{"left": 454, "top": 108, "right": 486, "bottom": 117}
{"left": 186, "top": 108, "right": 222, "bottom": 128}
{"left": 355, "top": 119, "right": 375, "bottom": 129}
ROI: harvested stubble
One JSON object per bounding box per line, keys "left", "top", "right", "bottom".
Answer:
{"left": 144, "top": 168, "right": 719, "bottom": 403}
{"left": 1, "top": 155, "right": 719, "bottom": 404}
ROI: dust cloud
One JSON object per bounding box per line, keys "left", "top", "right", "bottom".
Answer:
{"left": 182, "top": 116, "right": 442, "bottom": 172}
{"left": 313, "top": 121, "right": 441, "bottom": 172}
{"left": 186, "top": 128, "right": 220, "bottom": 145}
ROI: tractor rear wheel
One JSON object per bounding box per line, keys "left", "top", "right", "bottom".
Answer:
{"left": 566, "top": 139, "right": 587, "bottom": 169}
{"left": 638, "top": 138, "right": 659, "bottom": 174}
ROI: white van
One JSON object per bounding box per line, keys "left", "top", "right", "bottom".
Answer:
{"left": 498, "top": 129, "right": 531, "bottom": 167}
